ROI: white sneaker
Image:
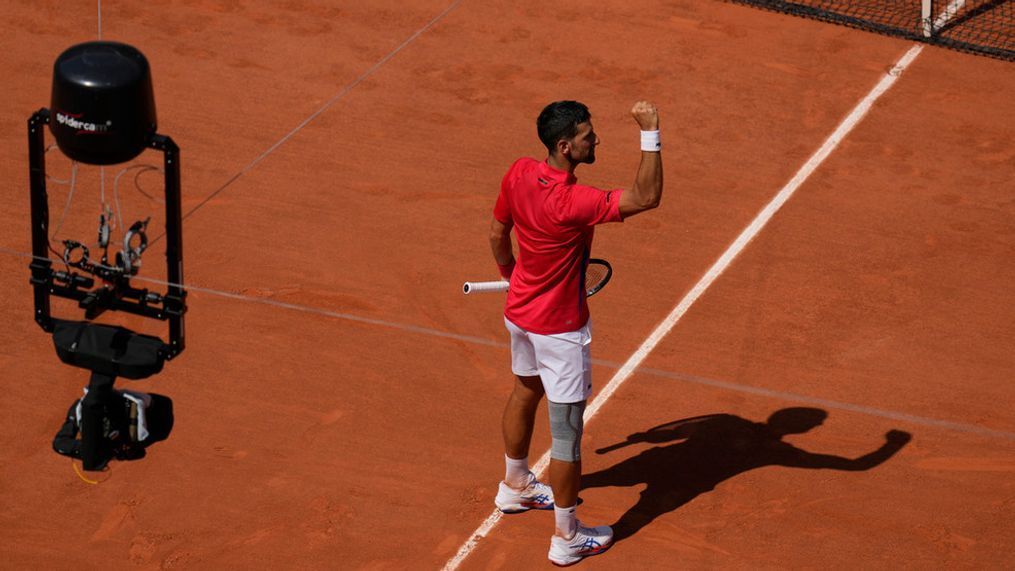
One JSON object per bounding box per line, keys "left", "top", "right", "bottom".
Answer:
{"left": 547, "top": 521, "right": 613, "bottom": 566}
{"left": 494, "top": 472, "right": 554, "bottom": 513}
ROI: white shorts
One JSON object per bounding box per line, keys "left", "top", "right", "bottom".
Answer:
{"left": 504, "top": 317, "right": 593, "bottom": 404}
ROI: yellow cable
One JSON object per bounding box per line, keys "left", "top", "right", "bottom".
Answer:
{"left": 72, "top": 459, "right": 111, "bottom": 484}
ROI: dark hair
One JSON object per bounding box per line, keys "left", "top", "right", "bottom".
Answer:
{"left": 537, "top": 101, "right": 591, "bottom": 154}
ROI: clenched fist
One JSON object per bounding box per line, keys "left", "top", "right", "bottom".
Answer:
{"left": 885, "top": 430, "right": 912, "bottom": 445}
{"left": 631, "top": 101, "right": 659, "bottom": 131}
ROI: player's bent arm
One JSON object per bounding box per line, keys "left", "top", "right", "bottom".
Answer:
{"left": 489, "top": 217, "right": 514, "bottom": 266}
{"left": 620, "top": 100, "right": 664, "bottom": 218}
{"left": 619, "top": 150, "right": 663, "bottom": 218}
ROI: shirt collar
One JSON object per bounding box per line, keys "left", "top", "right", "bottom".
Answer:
{"left": 539, "top": 160, "right": 577, "bottom": 185}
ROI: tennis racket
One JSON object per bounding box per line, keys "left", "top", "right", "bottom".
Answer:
{"left": 595, "top": 414, "right": 724, "bottom": 454}
{"left": 463, "top": 258, "right": 613, "bottom": 296}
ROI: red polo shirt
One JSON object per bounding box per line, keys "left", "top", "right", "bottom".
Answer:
{"left": 494, "top": 157, "right": 624, "bottom": 334}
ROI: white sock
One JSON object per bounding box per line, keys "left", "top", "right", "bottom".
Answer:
{"left": 554, "top": 504, "right": 577, "bottom": 539}
{"left": 504, "top": 454, "right": 530, "bottom": 488}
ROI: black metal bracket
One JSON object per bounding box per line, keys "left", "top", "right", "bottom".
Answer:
{"left": 28, "top": 108, "right": 186, "bottom": 360}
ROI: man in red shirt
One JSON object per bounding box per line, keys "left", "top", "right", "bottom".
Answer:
{"left": 489, "top": 100, "right": 663, "bottom": 565}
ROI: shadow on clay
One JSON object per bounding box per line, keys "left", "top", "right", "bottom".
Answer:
{"left": 581, "top": 407, "right": 912, "bottom": 543}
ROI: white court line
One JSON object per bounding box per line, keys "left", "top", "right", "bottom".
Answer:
{"left": 4, "top": 245, "right": 1012, "bottom": 443}
{"left": 635, "top": 366, "right": 1015, "bottom": 441}
{"left": 441, "top": 43, "right": 927, "bottom": 571}
{"left": 6, "top": 244, "right": 1011, "bottom": 442}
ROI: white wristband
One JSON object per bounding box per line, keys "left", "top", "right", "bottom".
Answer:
{"left": 640, "top": 130, "right": 661, "bottom": 152}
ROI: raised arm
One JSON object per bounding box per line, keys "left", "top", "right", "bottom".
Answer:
{"left": 778, "top": 430, "right": 912, "bottom": 471}
{"left": 618, "top": 101, "right": 664, "bottom": 218}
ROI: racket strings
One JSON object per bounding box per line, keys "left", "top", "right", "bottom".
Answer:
{"left": 584, "top": 259, "right": 612, "bottom": 295}
{"left": 585, "top": 265, "right": 608, "bottom": 289}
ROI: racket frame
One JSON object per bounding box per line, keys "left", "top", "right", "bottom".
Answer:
{"left": 585, "top": 258, "right": 612, "bottom": 297}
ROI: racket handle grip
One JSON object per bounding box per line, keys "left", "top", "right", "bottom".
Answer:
{"left": 462, "top": 280, "right": 509, "bottom": 294}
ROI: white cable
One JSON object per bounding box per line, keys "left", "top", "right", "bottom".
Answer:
{"left": 50, "top": 162, "right": 78, "bottom": 239}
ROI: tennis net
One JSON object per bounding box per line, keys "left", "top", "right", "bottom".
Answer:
{"left": 726, "top": 0, "right": 1014, "bottom": 61}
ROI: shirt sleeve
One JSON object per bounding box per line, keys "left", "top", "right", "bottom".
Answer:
{"left": 558, "top": 185, "right": 624, "bottom": 227}
{"left": 493, "top": 165, "right": 516, "bottom": 224}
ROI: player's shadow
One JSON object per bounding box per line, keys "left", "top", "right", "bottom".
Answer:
{"left": 582, "top": 407, "right": 911, "bottom": 543}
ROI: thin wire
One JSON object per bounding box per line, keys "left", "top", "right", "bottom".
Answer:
{"left": 1, "top": 244, "right": 1013, "bottom": 443}
{"left": 44, "top": 144, "right": 74, "bottom": 184}
{"left": 131, "top": 166, "right": 164, "bottom": 202}
{"left": 113, "top": 164, "right": 163, "bottom": 229}
{"left": 99, "top": 165, "right": 107, "bottom": 245}
{"left": 50, "top": 162, "right": 78, "bottom": 239}
{"left": 148, "top": 0, "right": 466, "bottom": 246}
{"left": 0, "top": 246, "right": 503, "bottom": 348}
{"left": 99, "top": 0, "right": 105, "bottom": 231}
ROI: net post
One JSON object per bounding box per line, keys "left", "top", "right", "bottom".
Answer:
{"left": 921, "top": 0, "right": 934, "bottom": 37}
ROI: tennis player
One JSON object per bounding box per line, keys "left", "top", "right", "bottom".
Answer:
{"left": 489, "top": 100, "right": 663, "bottom": 565}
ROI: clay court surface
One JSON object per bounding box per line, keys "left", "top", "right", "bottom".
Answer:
{"left": 1, "top": 0, "right": 1013, "bottom": 568}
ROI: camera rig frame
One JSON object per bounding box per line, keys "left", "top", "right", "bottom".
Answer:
{"left": 28, "top": 108, "right": 186, "bottom": 361}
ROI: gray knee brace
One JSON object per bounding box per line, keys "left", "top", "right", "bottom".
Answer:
{"left": 548, "top": 400, "right": 586, "bottom": 462}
